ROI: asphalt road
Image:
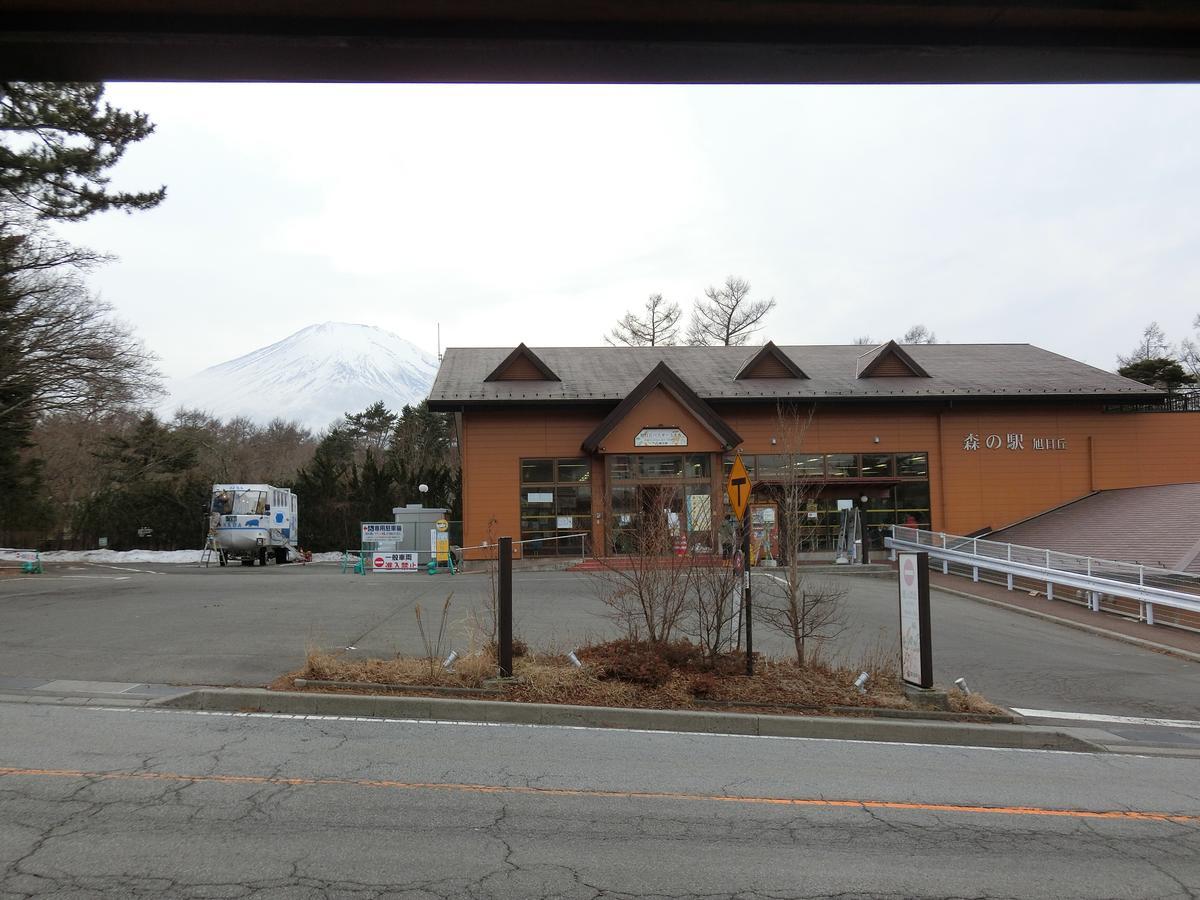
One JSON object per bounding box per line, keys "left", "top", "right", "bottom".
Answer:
{"left": 0, "top": 563, "right": 1196, "bottom": 723}
{"left": 0, "top": 700, "right": 1197, "bottom": 899}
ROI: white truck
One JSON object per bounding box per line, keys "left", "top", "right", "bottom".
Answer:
{"left": 208, "top": 483, "right": 299, "bottom": 566}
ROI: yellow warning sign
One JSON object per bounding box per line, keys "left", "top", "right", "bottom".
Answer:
{"left": 726, "top": 454, "right": 752, "bottom": 521}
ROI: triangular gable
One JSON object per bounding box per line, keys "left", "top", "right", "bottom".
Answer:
{"left": 736, "top": 341, "right": 808, "bottom": 379}
{"left": 856, "top": 340, "right": 931, "bottom": 378}
{"left": 582, "top": 361, "right": 742, "bottom": 454}
{"left": 483, "top": 343, "right": 560, "bottom": 382}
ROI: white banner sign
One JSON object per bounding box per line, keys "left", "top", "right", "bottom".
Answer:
{"left": 361, "top": 522, "right": 404, "bottom": 542}
{"left": 635, "top": 427, "right": 687, "bottom": 447}
{"left": 371, "top": 552, "right": 419, "bottom": 572}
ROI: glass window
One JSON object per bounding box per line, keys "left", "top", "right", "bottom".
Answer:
{"left": 896, "top": 452, "right": 928, "bottom": 477}
{"left": 555, "top": 485, "right": 591, "bottom": 515}
{"left": 755, "top": 454, "right": 785, "bottom": 479}
{"left": 795, "top": 455, "right": 824, "bottom": 475}
{"left": 861, "top": 454, "right": 893, "bottom": 477}
{"left": 685, "top": 454, "right": 710, "bottom": 478}
{"left": 638, "top": 455, "right": 683, "bottom": 479}
{"left": 611, "top": 485, "right": 637, "bottom": 515}
{"left": 723, "top": 455, "right": 755, "bottom": 479}
{"left": 556, "top": 459, "right": 590, "bottom": 483}
{"left": 895, "top": 482, "right": 931, "bottom": 524}
{"left": 826, "top": 454, "right": 859, "bottom": 478}
{"left": 609, "top": 455, "right": 633, "bottom": 480}
{"left": 521, "top": 459, "right": 554, "bottom": 483}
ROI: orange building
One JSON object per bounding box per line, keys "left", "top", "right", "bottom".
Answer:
{"left": 428, "top": 341, "right": 1200, "bottom": 559}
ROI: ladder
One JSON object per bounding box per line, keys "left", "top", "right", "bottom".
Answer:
{"left": 835, "top": 508, "right": 860, "bottom": 564}
{"left": 200, "top": 532, "right": 221, "bottom": 567}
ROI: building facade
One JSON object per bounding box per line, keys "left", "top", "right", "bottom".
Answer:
{"left": 428, "top": 341, "right": 1200, "bottom": 559}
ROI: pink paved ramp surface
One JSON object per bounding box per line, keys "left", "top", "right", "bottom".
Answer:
{"left": 991, "top": 483, "right": 1200, "bottom": 574}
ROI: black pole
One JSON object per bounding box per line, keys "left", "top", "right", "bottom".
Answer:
{"left": 860, "top": 500, "right": 870, "bottom": 565}
{"left": 498, "top": 536, "right": 513, "bottom": 678}
{"left": 743, "top": 510, "right": 753, "bottom": 676}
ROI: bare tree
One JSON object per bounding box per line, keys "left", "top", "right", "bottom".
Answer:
{"left": 0, "top": 213, "right": 160, "bottom": 424}
{"left": 1179, "top": 314, "right": 1200, "bottom": 381}
{"left": 851, "top": 335, "right": 876, "bottom": 345}
{"left": 686, "top": 275, "right": 776, "bottom": 346}
{"left": 685, "top": 558, "right": 741, "bottom": 660}
{"left": 757, "top": 404, "right": 848, "bottom": 666}
{"left": 592, "top": 484, "right": 690, "bottom": 642}
{"left": 1117, "top": 321, "right": 1171, "bottom": 366}
{"left": 902, "top": 324, "right": 937, "bottom": 344}
{"left": 606, "top": 293, "right": 681, "bottom": 346}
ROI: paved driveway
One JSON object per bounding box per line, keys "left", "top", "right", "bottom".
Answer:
{"left": 0, "top": 562, "right": 1196, "bottom": 721}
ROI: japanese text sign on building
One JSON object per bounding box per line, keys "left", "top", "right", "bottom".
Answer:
{"left": 635, "top": 427, "right": 688, "bottom": 447}
{"left": 726, "top": 454, "right": 752, "bottom": 521}
{"left": 962, "top": 432, "right": 1067, "bottom": 452}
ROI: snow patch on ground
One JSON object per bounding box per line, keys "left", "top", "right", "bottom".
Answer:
{"left": 38, "top": 549, "right": 346, "bottom": 565}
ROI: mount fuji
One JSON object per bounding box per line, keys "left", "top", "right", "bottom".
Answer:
{"left": 163, "top": 322, "right": 440, "bottom": 431}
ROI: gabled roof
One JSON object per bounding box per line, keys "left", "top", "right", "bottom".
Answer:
{"left": 855, "top": 340, "right": 931, "bottom": 378}
{"left": 581, "top": 361, "right": 742, "bottom": 454}
{"left": 428, "top": 343, "right": 1162, "bottom": 407}
{"left": 736, "top": 341, "right": 808, "bottom": 379}
{"left": 483, "top": 343, "right": 560, "bottom": 382}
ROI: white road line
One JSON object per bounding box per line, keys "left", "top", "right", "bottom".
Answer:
{"left": 1012, "top": 708, "right": 1200, "bottom": 730}
{"left": 75, "top": 705, "right": 1103, "bottom": 756}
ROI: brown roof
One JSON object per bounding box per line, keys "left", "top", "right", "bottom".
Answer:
{"left": 429, "top": 342, "right": 1160, "bottom": 406}
{"left": 991, "top": 483, "right": 1200, "bottom": 573}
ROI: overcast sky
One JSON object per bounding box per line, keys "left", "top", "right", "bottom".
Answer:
{"left": 56, "top": 82, "right": 1199, "bottom": 380}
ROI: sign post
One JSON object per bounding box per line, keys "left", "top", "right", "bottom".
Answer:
{"left": 726, "top": 454, "right": 755, "bottom": 676}
{"left": 897, "top": 550, "right": 933, "bottom": 689}
{"left": 498, "top": 536, "right": 513, "bottom": 678}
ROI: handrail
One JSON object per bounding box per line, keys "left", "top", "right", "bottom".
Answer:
{"left": 0, "top": 548, "right": 43, "bottom": 573}
{"left": 885, "top": 526, "right": 1200, "bottom": 627}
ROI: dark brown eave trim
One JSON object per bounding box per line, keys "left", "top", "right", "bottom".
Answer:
{"left": 482, "top": 342, "right": 560, "bottom": 382}
{"left": 580, "top": 361, "right": 743, "bottom": 454}
{"left": 857, "top": 340, "right": 931, "bottom": 378}
{"left": 428, "top": 390, "right": 1166, "bottom": 413}
{"left": 735, "top": 340, "right": 808, "bottom": 380}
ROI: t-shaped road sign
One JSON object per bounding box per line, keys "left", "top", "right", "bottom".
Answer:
{"left": 726, "top": 454, "right": 752, "bottom": 521}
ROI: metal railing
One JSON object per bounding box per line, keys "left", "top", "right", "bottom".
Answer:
{"left": 885, "top": 526, "right": 1200, "bottom": 628}
{"left": 0, "top": 548, "right": 43, "bottom": 574}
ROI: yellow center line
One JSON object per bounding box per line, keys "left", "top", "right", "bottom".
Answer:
{"left": 0, "top": 766, "right": 1195, "bottom": 824}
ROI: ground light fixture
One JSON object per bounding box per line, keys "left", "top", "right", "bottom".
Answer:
{"left": 442, "top": 650, "right": 458, "bottom": 670}
{"left": 854, "top": 672, "right": 869, "bottom": 693}
{"left": 954, "top": 677, "right": 971, "bottom": 695}
{"left": 567, "top": 650, "right": 584, "bottom": 668}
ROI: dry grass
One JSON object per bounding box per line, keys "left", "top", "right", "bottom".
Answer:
{"left": 274, "top": 637, "right": 1011, "bottom": 718}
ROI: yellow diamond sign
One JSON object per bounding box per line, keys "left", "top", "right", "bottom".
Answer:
{"left": 726, "top": 454, "right": 752, "bottom": 521}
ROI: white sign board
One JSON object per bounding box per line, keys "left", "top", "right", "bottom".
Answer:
{"left": 897, "top": 551, "right": 931, "bottom": 688}
{"left": 635, "top": 427, "right": 688, "bottom": 447}
{"left": 371, "top": 552, "right": 419, "bottom": 572}
{"left": 361, "top": 522, "right": 404, "bottom": 542}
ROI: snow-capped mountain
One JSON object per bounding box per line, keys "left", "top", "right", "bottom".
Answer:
{"left": 163, "top": 322, "right": 439, "bottom": 430}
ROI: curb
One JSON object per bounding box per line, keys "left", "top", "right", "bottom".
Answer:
{"left": 157, "top": 688, "right": 1102, "bottom": 752}
{"left": 933, "top": 584, "right": 1200, "bottom": 665}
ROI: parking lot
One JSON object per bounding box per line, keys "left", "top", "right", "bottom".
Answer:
{"left": 0, "top": 560, "right": 1196, "bottom": 721}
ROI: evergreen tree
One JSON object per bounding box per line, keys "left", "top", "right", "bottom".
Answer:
{"left": 1, "top": 82, "right": 166, "bottom": 220}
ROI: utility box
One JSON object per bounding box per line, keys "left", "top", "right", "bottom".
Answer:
{"left": 391, "top": 504, "right": 448, "bottom": 557}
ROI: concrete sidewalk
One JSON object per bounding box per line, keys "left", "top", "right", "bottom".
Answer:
{"left": 927, "top": 570, "right": 1200, "bottom": 663}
